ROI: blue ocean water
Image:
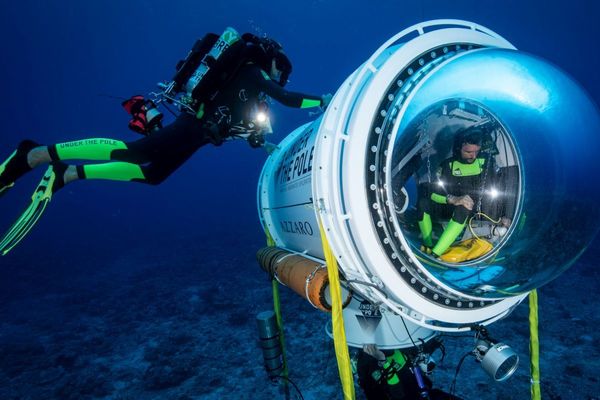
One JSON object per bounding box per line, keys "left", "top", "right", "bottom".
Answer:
{"left": 0, "top": 0, "right": 599, "bottom": 399}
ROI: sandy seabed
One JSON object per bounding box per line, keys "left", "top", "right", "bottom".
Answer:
{"left": 0, "top": 232, "right": 598, "bottom": 400}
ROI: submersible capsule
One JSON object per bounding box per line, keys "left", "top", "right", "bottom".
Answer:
{"left": 257, "top": 19, "right": 600, "bottom": 345}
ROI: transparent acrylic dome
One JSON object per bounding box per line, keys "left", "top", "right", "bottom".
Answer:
{"left": 385, "top": 48, "right": 600, "bottom": 298}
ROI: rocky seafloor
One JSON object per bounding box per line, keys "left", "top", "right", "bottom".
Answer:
{"left": 0, "top": 230, "right": 598, "bottom": 400}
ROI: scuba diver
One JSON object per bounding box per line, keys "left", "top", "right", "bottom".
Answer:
{"left": 0, "top": 28, "right": 332, "bottom": 255}
{"left": 417, "top": 127, "right": 509, "bottom": 259}
{"left": 357, "top": 343, "right": 463, "bottom": 400}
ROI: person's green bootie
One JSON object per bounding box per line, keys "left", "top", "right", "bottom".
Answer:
{"left": 432, "top": 219, "right": 466, "bottom": 257}
{"left": 418, "top": 212, "right": 433, "bottom": 248}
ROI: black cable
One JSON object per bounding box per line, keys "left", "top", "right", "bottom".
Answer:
{"left": 273, "top": 375, "right": 305, "bottom": 400}
{"left": 436, "top": 333, "right": 475, "bottom": 340}
{"left": 449, "top": 351, "right": 473, "bottom": 396}
{"left": 399, "top": 315, "right": 419, "bottom": 349}
{"left": 428, "top": 337, "right": 446, "bottom": 365}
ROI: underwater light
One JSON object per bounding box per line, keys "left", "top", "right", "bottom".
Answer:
{"left": 256, "top": 111, "right": 267, "bottom": 123}
{"left": 256, "top": 18, "right": 600, "bottom": 379}
{"left": 472, "top": 326, "right": 519, "bottom": 381}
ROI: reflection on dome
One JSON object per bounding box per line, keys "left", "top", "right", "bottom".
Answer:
{"left": 368, "top": 48, "right": 600, "bottom": 300}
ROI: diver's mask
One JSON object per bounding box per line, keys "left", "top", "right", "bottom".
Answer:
{"left": 272, "top": 52, "right": 292, "bottom": 86}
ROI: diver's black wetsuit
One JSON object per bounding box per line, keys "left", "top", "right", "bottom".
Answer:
{"left": 45, "top": 63, "right": 322, "bottom": 185}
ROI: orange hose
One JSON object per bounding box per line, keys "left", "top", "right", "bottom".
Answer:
{"left": 257, "top": 247, "right": 352, "bottom": 312}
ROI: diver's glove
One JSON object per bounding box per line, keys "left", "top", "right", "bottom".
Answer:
{"left": 321, "top": 93, "right": 333, "bottom": 110}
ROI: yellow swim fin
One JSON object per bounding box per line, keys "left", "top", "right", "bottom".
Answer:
{"left": 0, "top": 163, "right": 64, "bottom": 256}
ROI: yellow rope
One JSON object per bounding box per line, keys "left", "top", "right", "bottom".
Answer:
{"left": 318, "top": 219, "right": 356, "bottom": 400}
{"left": 529, "top": 290, "right": 541, "bottom": 400}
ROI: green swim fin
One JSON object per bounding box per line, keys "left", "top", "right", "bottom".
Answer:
{"left": 0, "top": 182, "right": 15, "bottom": 198}
{"left": 0, "top": 163, "right": 65, "bottom": 256}
{"left": 0, "top": 149, "right": 18, "bottom": 198}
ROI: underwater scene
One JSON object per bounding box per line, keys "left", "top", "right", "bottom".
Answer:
{"left": 1, "top": 1, "right": 599, "bottom": 399}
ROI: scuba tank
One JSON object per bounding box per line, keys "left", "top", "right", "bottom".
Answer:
{"left": 185, "top": 27, "right": 241, "bottom": 95}
{"left": 159, "top": 28, "right": 291, "bottom": 116}
{"left": 162, "top": 27, "right": 247, "bottom": 115}
{"left": 121, "top": 28, "right": 289, "bottom": 144}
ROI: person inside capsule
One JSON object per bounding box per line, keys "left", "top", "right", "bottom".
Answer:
{"left": 416, "top": 127, "right": 511, "bottom": 261}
